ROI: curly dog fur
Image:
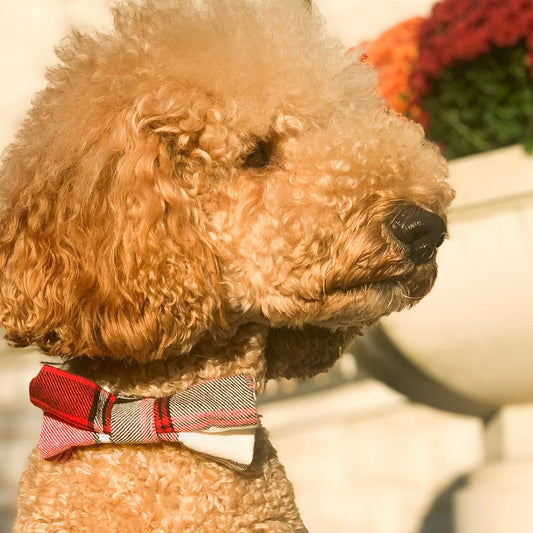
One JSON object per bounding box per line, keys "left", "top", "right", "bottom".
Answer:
{"left": 0, "top": 1, "right": 453, "bottom": 531}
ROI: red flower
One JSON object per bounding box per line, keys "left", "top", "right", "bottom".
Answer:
{"left": 493, "top": 25, "right": 521, "bottom": 49}
{"left": 363, "top": 0, "right": 533, "bottom": 135}
{"left": 409, "top": 0, "right": 533, "bottom": 100}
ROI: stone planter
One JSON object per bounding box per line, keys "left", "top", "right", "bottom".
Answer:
{"left": 353, "top": 144, "right": 533, "bottom": 533}
{"left": 357, "top": 144, "right": 533, "bottom": 410}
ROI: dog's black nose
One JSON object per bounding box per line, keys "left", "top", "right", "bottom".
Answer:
{"left": 388, "top": 205, "right": 447, "bottom": 265}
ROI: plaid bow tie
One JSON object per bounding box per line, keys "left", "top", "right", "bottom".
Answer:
{"left": 30, "top": 365, "right": 259, "bottom": 471}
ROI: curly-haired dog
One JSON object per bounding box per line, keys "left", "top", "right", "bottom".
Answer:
{"left": 0, "top": 1, "right": 453, "bottom": 531}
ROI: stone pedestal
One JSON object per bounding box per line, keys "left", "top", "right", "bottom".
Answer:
{"left": 455, "top": 404, "right": 533, "bottom": 533}
{"left": 352, "top": 146, "right": 533, "bottom": 532}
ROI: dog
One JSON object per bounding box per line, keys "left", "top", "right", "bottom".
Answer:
{"left": 0, "top": 1, "right": 453, "bottom": 530}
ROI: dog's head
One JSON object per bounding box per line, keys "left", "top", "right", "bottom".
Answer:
{"left": 0, "top": 1, "right": 453, "bottom": 377}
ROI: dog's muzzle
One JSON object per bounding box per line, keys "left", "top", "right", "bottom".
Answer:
{"left": 388, "top": 204, "right": 447, "bottom": 265}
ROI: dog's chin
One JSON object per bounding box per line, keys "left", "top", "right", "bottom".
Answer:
{"left": 316, "top": 263, "right": 438, "bottom": 328}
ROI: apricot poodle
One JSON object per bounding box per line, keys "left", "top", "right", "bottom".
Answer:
{"left": 0, "top": 0, "right": 453, "bottom": 531}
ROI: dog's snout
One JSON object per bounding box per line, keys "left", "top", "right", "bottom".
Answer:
{"left": 388, "top": 205, "right": 447, "bottom": 265}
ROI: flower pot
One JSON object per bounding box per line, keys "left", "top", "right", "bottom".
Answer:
{"left": 367, "top": 145, "right": 533, "bottom": 409}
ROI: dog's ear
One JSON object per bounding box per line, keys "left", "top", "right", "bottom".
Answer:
{"left": 265, "top": 326, "right": 354, "bottom": 379}
{"left": 0, "top": 96, "right": 225, "bottom": 361}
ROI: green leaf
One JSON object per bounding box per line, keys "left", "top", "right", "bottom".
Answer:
{"left": 522, "top": 138, "right": 533, "bottom": 155}
{"left": 421, "top": 42, "right": 533, "bottom": 159}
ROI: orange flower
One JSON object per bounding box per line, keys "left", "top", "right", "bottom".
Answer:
{"left": 365, "top": 17, "right": 423, "bottom": 115}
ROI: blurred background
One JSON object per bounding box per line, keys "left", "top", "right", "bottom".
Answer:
{"left": 1, "top": 1, "right": 533, "bottom": 532}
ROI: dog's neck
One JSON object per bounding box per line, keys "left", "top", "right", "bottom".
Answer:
{"left": 67, "top": 322, "right": 268, "bottom": 397}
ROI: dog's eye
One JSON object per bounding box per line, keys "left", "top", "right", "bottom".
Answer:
{"left": 243, "top": 140, "right": 272, "bottom": 168}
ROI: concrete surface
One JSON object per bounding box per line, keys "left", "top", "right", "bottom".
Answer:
{"left": 261, "top": 381, "right": 483, "bottom": 533}
{"left": 314, "top": 0, "right": 435, "bottom": 43}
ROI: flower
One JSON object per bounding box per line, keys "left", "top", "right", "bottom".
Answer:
{"left": 365, "top": 0, "right": 533, "bottom": 159}
{"left": 364, "top": 17, "right": 423, "bottom": 115}
{"left": 411, "top": 0, "right": 533, "bottom": 100}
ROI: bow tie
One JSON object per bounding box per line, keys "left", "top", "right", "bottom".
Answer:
{"left": 30, "top": 365, "right": 259, "bottom": 471}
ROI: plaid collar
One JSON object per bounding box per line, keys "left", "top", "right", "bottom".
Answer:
{"left": 30, "top": 364, "right": 259, "bottom": 470}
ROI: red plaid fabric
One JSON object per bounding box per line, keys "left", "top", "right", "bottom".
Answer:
{"left": 30, "top": 365, "right": 259, "bottom": 470}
